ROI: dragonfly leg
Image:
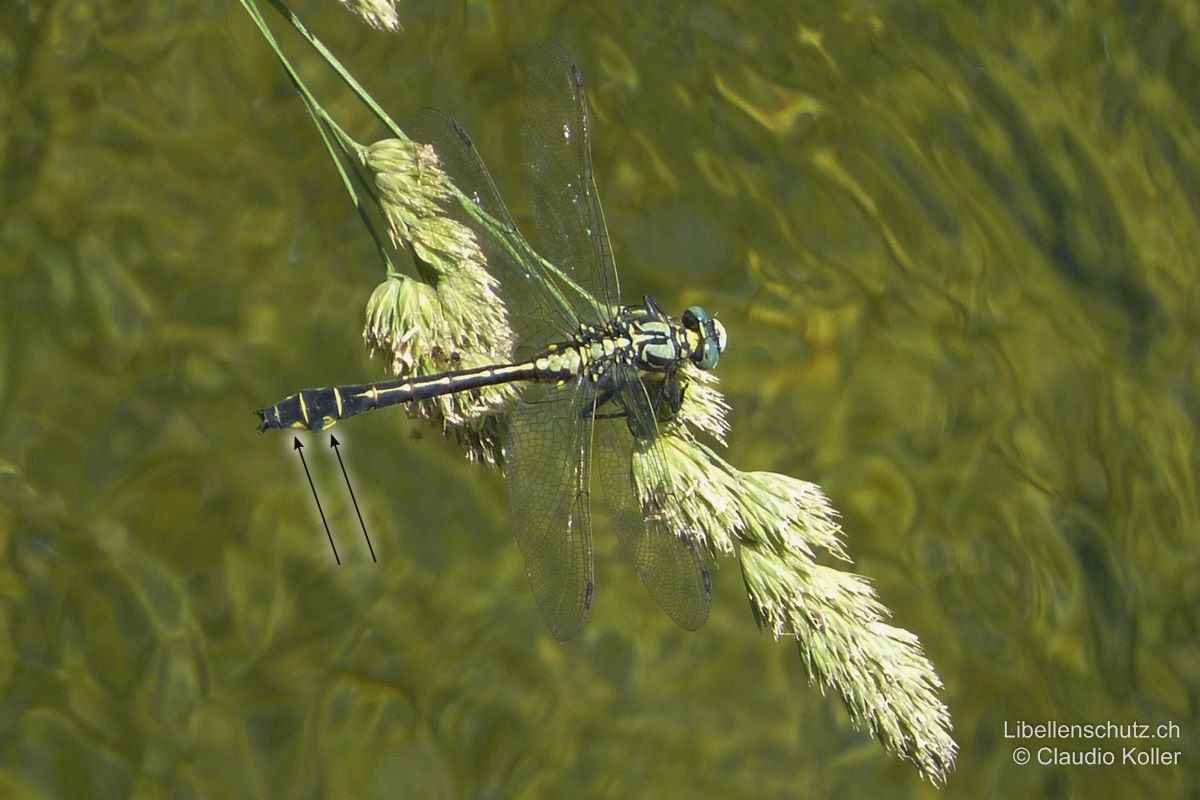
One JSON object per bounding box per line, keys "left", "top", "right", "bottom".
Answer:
{"left": 657, "top": 372, "right": 685, "bottom": 417}
{"left": 581, "top": 373, "right": 622, "bottom": 420}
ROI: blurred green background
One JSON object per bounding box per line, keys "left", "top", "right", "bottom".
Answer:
{"left": 1, "top": 0, "right": 1197, "bottom": 797}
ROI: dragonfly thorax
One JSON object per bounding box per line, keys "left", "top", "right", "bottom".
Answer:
{"left": 565, "top": 296, "right": 727, "bottom": 378}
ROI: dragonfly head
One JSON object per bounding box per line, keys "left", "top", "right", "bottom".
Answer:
{"left": 682, "top": 306, "right": 728, "bottom": 370}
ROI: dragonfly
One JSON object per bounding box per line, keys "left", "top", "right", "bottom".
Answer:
{"left": 256, "top": 45, "right": 728, "bottom": 640}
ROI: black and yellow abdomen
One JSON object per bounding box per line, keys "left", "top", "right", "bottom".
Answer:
{"left": 256, "top": 359, "right": 555, "bottom": 432}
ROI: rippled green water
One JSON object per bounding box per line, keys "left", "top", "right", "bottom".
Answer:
{"left": 1, "top": 1, "right": 1197, "bottom": 797}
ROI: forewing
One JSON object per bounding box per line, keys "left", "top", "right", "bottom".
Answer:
{"left": 521, "top": 44, "right": 618, "bottom": 320}
{"left": 503, "top": 384, "right": 595, "bottom": 640}
{"left": 594, "top": 370, "right": 712, "bottom": 630}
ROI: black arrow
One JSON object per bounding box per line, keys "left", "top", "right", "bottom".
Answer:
{"left": 330, "top": 435, "right": 376, "bottom": 562}
{"left": 294, "top": 437, "right": 340, "bottom": 564}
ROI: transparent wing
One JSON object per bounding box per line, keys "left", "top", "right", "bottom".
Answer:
{"left": 503, "top": 384, "right": 595, "bottom": 640}
{"left": 521, "top": 44, "right": 618, "bottom": 322}
{"left": 593, "top": 369, "right": 712, "bottom": 630}
{"left": 409, "top": 108, "right": 577, "bottom": 355}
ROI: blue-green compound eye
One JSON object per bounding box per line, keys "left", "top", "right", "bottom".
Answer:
{"left": 683, "top": 306, "right": 728, "bottom": 370}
